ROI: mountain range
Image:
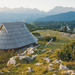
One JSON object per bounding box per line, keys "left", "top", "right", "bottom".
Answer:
{"left": 0, "top": 6, "right": 75, "bottom": 22}
{"left": 35, "top": 11, "right": 75, "bottom": 22}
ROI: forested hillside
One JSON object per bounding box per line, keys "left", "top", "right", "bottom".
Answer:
{"left": 27, "top": 21, "right": 75, "bottom": 32}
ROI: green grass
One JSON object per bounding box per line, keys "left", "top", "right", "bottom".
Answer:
{"left": 0, "top": 30, "right": 75, "bottom": 75}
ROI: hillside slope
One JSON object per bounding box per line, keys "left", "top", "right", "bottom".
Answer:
{"left": 35, "top": 11, "right": 75, "bottom": 22}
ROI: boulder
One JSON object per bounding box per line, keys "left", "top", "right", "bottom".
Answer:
{"left": 42, "top": 50, "right": 46, "bottom": 53}
{"left": 27, "top": 48, "right": 34, "bottom": 54}
{"left": 53, "top": 74, "right": 56, "bottom": 75}
{"left": 36, "top": 63, "right": 43, "bottom": 66}
{"left": 59, "top": 64, "right": 69, "bottom": 70}
{"left": 59, "top": 60, "right": 63, "bottom": 63}
{"left": 7, "top": 71, "right": 10, "bottom": 73}
{"left": 62, "top": 70, "right": 74, "bottom": 74}
{"left": 48, "top": 67, "right": 53, "bottom": 71}
{"left": 18, "top": 47, "right": 34, "bottom": 56}
{"left": 27, "top": 67, "right": 33, "bottom": 73}
{"left": 7, "top": 59, "right": 16, "bottom": 66}
{"left": 52, "top": 59, "right": 63, "bottom": 63}
{"left": 71, "top": 72, "right": 75, "bottom": 75}
{"left": 52, "top": 60, "right": 60, "bottom": 63}
{"left": 32, "top": 54, "right": 38, "bottom": 59}
{"left": 17, "top": 70, "right": 23, "bottom": 73}
{"left": 19, "top": 56, "right": 33, "bottom": 61}
{"left": 35, "top": 48, "right": 39, "bottom": 53}
{"left": 71, "top": 34, "right": 75, "bottom": 38}
{"left": 0, "top": 71, "right": 4, "bottom": 74}
{"left": 43, "top": 58, "right": 51, "bottom": 63}
{"left": 49, "top": 64, "right": 53, "bottom": 66}
{"left": 7, "top": 55, "right": 33, "bottom": 66}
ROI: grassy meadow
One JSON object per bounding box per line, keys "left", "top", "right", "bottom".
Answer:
{"left": 0, "top": 30, "right": 75, "bottom": 75}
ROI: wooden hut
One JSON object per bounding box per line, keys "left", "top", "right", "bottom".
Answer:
{"left": 0, "top": 22, "right": 38, "bottom": 51}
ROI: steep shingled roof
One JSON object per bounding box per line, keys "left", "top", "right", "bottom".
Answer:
{"left": 0, "top": 22, "right": 38, "bottom": 49}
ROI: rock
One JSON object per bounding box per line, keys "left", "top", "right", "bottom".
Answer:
{"left": 35, "top": 49, "right": 39, "bottom": 53}
{"left": 0, "top": 71, "right": 4, "bottom": 74}
{"left": 62, "top": 70, "right": 74, "bottom": 74}
{"left": 10, "top": 56, "right": 18, "bottom": 60}
{"left": 53, "top": 74, "right": 56, "bottom": 75}
{"left": 51, "top": 49, "right": 53, "bottom": 51}
{"left": 59, "top": 64, "right": 69, "bottom": 70}
{"left": 43, "top": 58, "right": 51, "bottom": 63}
{"left": 59, "top": 60, "right": 63, "bottom": 63}
{"left": 27, "top": 48, "right": 34, "bottom": 54}
{"left": 36, "top": 63, "right": 43, "bottom": 66}
{"left": 19, "top": 56, "right": 26, "bottom": 60}
{"left": 48, "top": 67, "right": 53, "bottom": 71}
{"left": 52, "top": 59, "right": 63, "bottom": 63}
{"left": 49, "top": 64, "right": 53, "bottom": 66}
{"left": 64, "top": 65, "right": 69, "bottom": 69}
{"left": 18, "top": 70, "right": 23, "bottom": 73}
{"left": 18, "top": 47, "right": 34, "bottom": 56}
{"left": 71, "top": 72, "right": 75, "bottom": 75}
{"left": 7, "top": 59, "right": 16, "bottom": 66}
{"left": 71, "top": 34, "right": 75, "bottom": 38}
{"left": 27, "top": 67, "right": 33, "bottom": 73}
{"left": 7, "top": 55, "right": 33, "bottom": 66}
{"left": 42, "top": 50, "right": 46, "bottom": 53}
{"left": 45, "top": 66, "right": 47, "bottom": 68}
{"left": 32, "top": 54, "right": 38, "bottom": 59}
{"left": 7, "top": 71, "right": 10, "bottom": 73}
{"left": 20, "top": 56, "right": 33, "bottom": 61}
{"left": 52, "top": 60, "right": 60, "bottom": 63}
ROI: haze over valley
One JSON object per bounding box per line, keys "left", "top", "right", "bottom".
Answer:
{"left": 0, "top": 6, "right": 75, "bottom": 22}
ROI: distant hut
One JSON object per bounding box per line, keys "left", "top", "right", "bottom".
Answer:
{"left": 60, "top": 26, "right": 71, "bottom": 32}
{"left": 0, "top": 22, "right": 38, "bottom": 51}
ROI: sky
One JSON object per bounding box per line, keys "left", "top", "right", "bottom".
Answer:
{"left": 0, "top": 0, "right": 75, "bottom": 11}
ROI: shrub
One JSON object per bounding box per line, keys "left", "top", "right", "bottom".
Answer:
{"left": 32, "top": 32, "right": 41, "bottom": 37}
{"left": 55, "top": 41, "right": 75, "bottom": 61}
{"left": 44, "top": 36, "right": 56, "bottom": 42}
{"left": 0, "top": 50, "right": 17, "bottom": 64}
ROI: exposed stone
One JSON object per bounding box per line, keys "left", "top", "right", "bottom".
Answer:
{"left": 71, "top": 72, "right": 75, "bottom": 75}
{"left": 48, "top": 67, "right": 53, "bottom": 71}
{"left": 7, "top": 55, "right": 33, "bottom": 66}
{"left": 0, "top": 71, "right": 4, "bottom": 74}
{"left": 17, "top": 70, "right": 23, "bottom": 73}
{"left": 18, "top": 47, "right": 34, "bottom": 56}
{"left": 49, "top": 64, "right": 53, "bottom": 66}
{"left": 45, "top": 66, "right": 47, "bottom": 68}
{"left": 7, "top": 71, "right": 10, "bottom": 73}
{"left": 7, "top": 59, "right": 16, "bottom": 66}
{"left": 52, "top": 59, "right": 63, "bottom": 63}
{"left": 59, "top": 64, "right": 69, "bottom": 70}
{"left": 27, "top": 48, "right": 34, "bottom": 54}
{"left": 42, "top": 50, "right": 46, "bottom": 53}
{"left": 27, "top": 67, "right": 33, "bottom": 73}
{"left": 35, "top": 48, "right": 39, "bottom": 53}
{"left": 52, "top": 60, "right": 60, "bottom": 63}
{"left": 32, "top": 54, "right": 38, "bottom": 59}
{"left": 53, "top": 74, "right": 56, "bottom": 75}
{"left": 43, "top": 58, "right": 51, "bottom": 63}
{"left": 36, "top": 63, "right": 43, "bottom": 66}
{"left": 62, "top": 70, "right": 74, "bottom": 74}
{"left": 59, "top": 60, "right": 63, "bottom": 63}
{"left": 71, "top": 34, "right": 75, "bottom": 38}
{"left": 19, "top": 56, "right": 26, "bottom": 60}
{"left": 19, "top": 56, "right": 33, "bottom": 61}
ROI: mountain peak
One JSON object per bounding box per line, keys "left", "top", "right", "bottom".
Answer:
{"left": 47, "top": 6, "right": 75, "bottom": 15}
